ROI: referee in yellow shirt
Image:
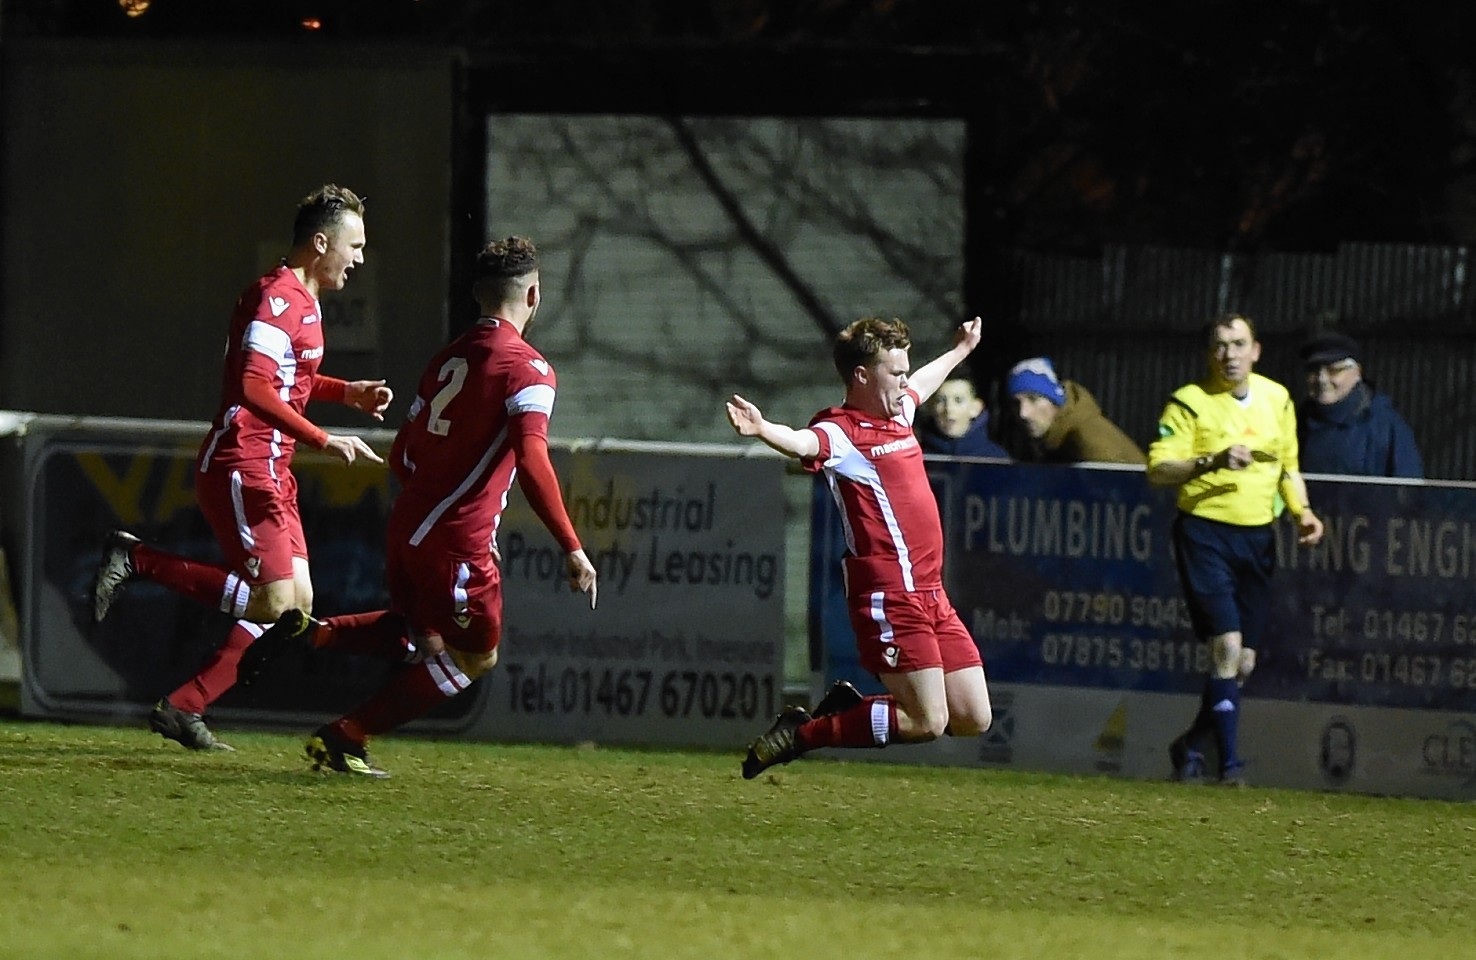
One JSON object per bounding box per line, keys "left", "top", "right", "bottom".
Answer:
{"left": 1148, "top": 314, "right": 1324, "bottom": 785}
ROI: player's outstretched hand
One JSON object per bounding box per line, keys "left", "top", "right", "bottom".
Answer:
{"left": 323, "top": 433, "right": 384, "bottom": 465}
{"left": 566, "top": 548, "right": 598, "bottom": 610}
{"left": 954, "top": 316, "right": 982, "bottom": 353}
{"left": 346, "top": 379, "right": 394, "bottom": 420}
{"left": 725, "top": 394, "right": 764, "bottom": 437}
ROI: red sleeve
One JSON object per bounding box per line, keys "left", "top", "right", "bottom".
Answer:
{"left": 312, "top": 374, "right": 347, "bottom": 405}
{"left": 509, "top": 414, "right": 581, "bottom": 552}
{"left": 242, "top": 352, "right": 329, "bottom": 448}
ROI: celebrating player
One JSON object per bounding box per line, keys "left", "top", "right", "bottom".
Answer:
{"left": 728, "top": 315, "right": 993, "bottom": 778}
{"left": 240, "top": 236, "right": 597, "bottom": 777}
{"left": 91, "top": 184, "right": 390, "bottom": 752}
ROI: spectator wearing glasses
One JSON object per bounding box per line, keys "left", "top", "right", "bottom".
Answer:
{"left": 1296, "top": 332, "right": 1423, "bottom": 478}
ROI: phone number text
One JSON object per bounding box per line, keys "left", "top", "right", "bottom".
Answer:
{"left": 503, "top": 664, "right": 777, "bottom": 721}
{"left": 1039, "top": 633, "right": 1210, "bottom": 676}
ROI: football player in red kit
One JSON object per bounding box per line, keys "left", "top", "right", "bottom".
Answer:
{"left": 91, "top": 184, "right": 392, "bottom": 752}
{"left": 240, "top": 236, "right": 597, "bottom": 777}
{"left": 726, "top": 316, "right": 993, "bottom": 778}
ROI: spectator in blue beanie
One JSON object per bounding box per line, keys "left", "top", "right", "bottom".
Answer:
{"left": 1006, "top": 357, "right": 1143, "bottom": 465}
{"left": 1297, "top": 332, "right": 1422, "bottom": 478}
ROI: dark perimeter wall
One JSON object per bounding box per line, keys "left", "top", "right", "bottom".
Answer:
{"left": 1, "top": 40, "right": 456, "bottom": 426}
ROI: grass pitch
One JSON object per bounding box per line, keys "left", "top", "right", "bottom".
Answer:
{"left": 1, "top": 719, "right": 1474, "bottom": 960}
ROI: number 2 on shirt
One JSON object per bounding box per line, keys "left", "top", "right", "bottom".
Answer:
{"left": 426, "top": 356, "right": 469, "bottom": 437}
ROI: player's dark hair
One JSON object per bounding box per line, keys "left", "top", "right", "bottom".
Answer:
{"left": 473, "top": 236, "right": 539, "bottom": 306}
{"left": 1205, "top": 312, "right": 1257, "bottom": 343}
{"left": 833, "top": 317, "right": 911, "bottom": 383}
{"left": 291, "top": 184, "right": 365, "bottom": 247}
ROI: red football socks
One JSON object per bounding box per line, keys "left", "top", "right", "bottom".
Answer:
{"left": 132, "top": 543, "right": 233, "bottom": 611}
{"left": 336, "top": 653, "right": 472, "bottom": 740}
{"left": 796, "top": 696, "right": 896, "bottom": 750}
{"left": 167, "top": 619, "right": 261, "bottom": 713}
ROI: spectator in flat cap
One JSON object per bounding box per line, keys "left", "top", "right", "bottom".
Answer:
{"left": 1004, "top": 356, "right": 1144, "bottom": 465}
{"left": 1297, "top": 332, "right": 1423, "bottom": 478}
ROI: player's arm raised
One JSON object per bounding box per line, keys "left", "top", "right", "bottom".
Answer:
{"left": 907, "top": 316, "right": 982, "bottom": 404}
{"left": 726, "top": 394, "right": 820, "bottom": 460}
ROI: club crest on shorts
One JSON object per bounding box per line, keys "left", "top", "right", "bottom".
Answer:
{"left": 244, "top": 556, "right": 262, "bottom": 579}
{"left": 883, "top": 644, "right": 900, "bottom": 668}
{"left": 453, "top": 612, "right": 473, "bottom": 629}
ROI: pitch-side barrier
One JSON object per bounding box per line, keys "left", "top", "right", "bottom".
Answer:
{"left": 813, "top": 457, "right": 1476, "bottom": 800}
{"left": 0, "top": 414, "right": 789, "bottom": 749}
{"left": 6, "top": 414, "right": 1474, "bottom": 799}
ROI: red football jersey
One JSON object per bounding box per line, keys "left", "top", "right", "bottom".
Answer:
{"left": 389, "top": 318, "right": 558, "bottom": 551}
{"left": 197, "top": 266, "right": 325, "bottom": 476}
{"left": 803, "top": 388, "right": 944, "bottom": 593}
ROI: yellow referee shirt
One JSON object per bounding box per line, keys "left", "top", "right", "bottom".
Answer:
{"left": 1147, "top": 372, "right": 1304, "bottom": 526}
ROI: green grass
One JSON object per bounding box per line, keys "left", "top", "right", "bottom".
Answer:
{"left": 2, "top": 719, "right": 1474, "bottom": 960}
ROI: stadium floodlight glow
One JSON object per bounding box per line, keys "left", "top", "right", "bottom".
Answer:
{"left": 119, "top": 0, "right": 151, "bottom": 16}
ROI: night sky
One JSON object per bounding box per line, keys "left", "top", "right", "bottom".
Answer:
{"left": 6, "top": 0, "right": 1475, "bottom": 253}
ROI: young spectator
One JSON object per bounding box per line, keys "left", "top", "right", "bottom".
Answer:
{"left": 1006, "top": 357, "right": 1144, "bottom": 465}
{"left": 916, "top": 372, "right": 1009, "bottom": 458}
{"left": 1296, "top": 332, "right": 1423, "bottom": 478}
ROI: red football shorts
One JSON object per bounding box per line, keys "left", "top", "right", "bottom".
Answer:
{"left": 195, "top": 466, "right": 305, "bottom": 585}
{"left": 847, "top": 587, "right": 982, "bottom": 675}
{"left": 385, "top": 532, "right": 504, "bottom": 654}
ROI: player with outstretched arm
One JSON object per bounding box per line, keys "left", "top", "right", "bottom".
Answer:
{"left": 728, "top": 315, "right": 992, "bottom": 778}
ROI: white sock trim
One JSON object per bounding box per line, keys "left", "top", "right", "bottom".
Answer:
{"left": 425, "top": 651, "right": 472, "bottom": 697}
{"left": 870, "top": 701, "right": 890, "bottom": 746}
{"left": 220, "top": 574, "right": 250, "bottom": 619}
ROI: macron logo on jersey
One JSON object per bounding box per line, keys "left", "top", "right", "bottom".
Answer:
{"left": 529, "top": 359, "right": 549, "bottom": 376}
{"left": 269, "top": 296, "right": 290, "bottom": 317}
{"left": 300, "top": 347, "right": 324, "bottom": 360}
{"left": 870, "top": 435, "right": 919, "bottom": 458}
{"left": 302, "top": 312, "right": 319, "bottom": 324}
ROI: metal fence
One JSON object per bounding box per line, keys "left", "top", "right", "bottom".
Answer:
{"left": 1006, "top": 243, "right": 1476, "bottom": 480}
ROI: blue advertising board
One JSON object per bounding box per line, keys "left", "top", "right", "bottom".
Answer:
{"left": 815, "top": 461, "right": 1476, "bottom": 714}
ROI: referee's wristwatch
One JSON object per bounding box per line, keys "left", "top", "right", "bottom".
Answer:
{"left": 1193, "top": 454, "right": 1214, "bottom": 475}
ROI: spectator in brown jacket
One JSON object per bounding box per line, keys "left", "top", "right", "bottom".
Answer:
{"left": 1006, "top": 357, "right": 1145, "bottom": 465}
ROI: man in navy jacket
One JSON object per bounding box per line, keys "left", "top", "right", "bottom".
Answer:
{"left": 1296, "top": 332, "right": 1423, "bottom": 478}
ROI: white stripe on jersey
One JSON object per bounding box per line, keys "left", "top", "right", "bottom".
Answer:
{"left": 506, "top": 382, "right": 555, "bottom": 416}
{"left": 408, "top": 425, "right": 509, "bottom": 547}
{"left": 199, "top": 404, "right": 241, "bottom": 472}
{"left": 243, "top": 320, "right": 292, "bottom": 366}
{"left": 244, "top": 320, "right": 298, "bottom": 404}
{"left": 813, "top": 421, "right": 916, "bottom": 591}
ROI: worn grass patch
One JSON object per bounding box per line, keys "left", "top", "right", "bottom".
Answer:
{"left": 1, "top": 719, "right": 1473, "bottom": 959}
